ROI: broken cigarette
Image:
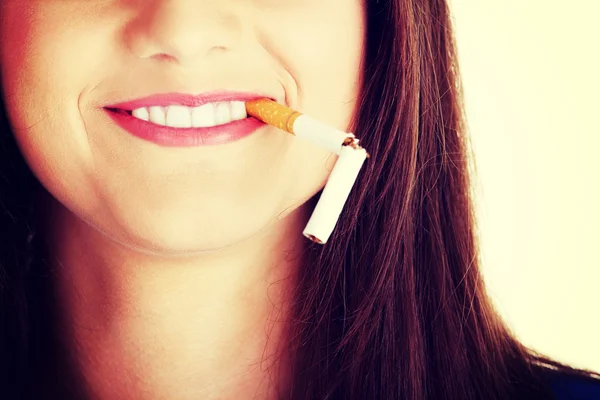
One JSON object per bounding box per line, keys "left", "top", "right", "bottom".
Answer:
{"left": 245, "top": 98, "right": 370, "bottom": 245}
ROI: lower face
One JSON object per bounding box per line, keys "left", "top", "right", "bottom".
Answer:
{"left": 0, "top": 0, "right": 365, "bottom": 252}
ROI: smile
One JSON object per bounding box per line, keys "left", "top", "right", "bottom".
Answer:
{"left": 107, "top": 101, "right": 249, "bottom": 129}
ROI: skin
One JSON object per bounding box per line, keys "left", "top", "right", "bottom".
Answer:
{"left": 0, "top": 0, "right": 365, "bottom": 399}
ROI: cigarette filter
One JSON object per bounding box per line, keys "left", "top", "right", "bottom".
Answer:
{"left": 246, "top": 99, "right": 370, "bottom": 244}
{"left": 246, "top": 98, "right": 359, "bottom": 155}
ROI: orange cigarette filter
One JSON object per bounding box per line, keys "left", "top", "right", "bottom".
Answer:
{"left": 245, "top": 99, "right": 301, "bottom": 135}
{"left": 245, "top": 98, "right": 369, "bottom": 157}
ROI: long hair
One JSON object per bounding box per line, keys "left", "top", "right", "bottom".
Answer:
{"left": 1, "top": 0, "right": 599, "bottom": 399}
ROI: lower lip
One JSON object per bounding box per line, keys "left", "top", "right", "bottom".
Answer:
{"left": 104, "top": 108, "right": 266, "bottom": 147}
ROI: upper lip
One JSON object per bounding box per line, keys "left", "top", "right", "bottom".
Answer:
{"left": 104, "top": 91, "right": 276, "bottom": 111}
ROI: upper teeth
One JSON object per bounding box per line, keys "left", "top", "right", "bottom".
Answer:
{"left": 131, "top": 101, "right": 247, "bottom": 128}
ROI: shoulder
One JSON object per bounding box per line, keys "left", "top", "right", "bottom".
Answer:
{"left": 540, "top": 368, "right": 600, "bottom": 400}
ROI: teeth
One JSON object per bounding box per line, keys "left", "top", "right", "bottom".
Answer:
{"left": 230, "top": 101, "right": 247, "bottom": 120}
{"left": 130, "top": 101, "right": 248, "bottom": 128}
{"left": 148, "top": 106, "right": 166, "bottom": 126}
{"left": 166, "top": 105, "right": 192, "bottom": 128}
{"left": 215, "top": 102, "right": 232, "bottom": 125}
{"left": 191, "top": 103, "right": 216, "bottom": 128}
{"left": 132, "top": 107, "right": 149, "bottom": 121}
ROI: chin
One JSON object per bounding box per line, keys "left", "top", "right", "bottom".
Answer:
{"left": 111, "top": 214, "right": 270, "bottom": 257}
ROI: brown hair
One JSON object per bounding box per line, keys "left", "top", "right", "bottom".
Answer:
{"left": 1, "top": 0, "right": 599, "bottom": 398}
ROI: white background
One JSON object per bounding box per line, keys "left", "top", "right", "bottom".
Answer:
{"left": 451, "top": 1, "right": 599, "bottom": 371}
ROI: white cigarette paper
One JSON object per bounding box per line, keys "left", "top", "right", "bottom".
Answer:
{"left": 245, "top": 99, "right": 370, "bottom": 244}
{"left": 302, "top": 145, "right": 368, "bottom": 244}
{"left": 292, "top": 115, "right": 355, "bottom": 155}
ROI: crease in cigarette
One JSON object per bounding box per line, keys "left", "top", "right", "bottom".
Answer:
{"left": 246, "top": 98, "right": 370, "bottom": 245}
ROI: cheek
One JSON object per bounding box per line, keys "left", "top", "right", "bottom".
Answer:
{"left": 258, "top": 2, "right": 365, "bottom": 131}
{"left": 1, "top": 1, "right": 114, "bottom": 121}
{"left": 0, "top": 2, "right": 108, "bottom": 212}
{"left": 1, "top": 9, "right": 66, "bottom": 133}
{"left": 0, "top": 1, "right": 115, "bottom": 149}
{"left": 297, "top": 27, "right": 364, "bottom": 128}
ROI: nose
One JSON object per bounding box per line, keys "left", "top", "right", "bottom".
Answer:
{"left": 125, "top": 0, "right": 243, "bottom": 65}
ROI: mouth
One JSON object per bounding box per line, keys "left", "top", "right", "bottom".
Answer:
{"left": 104, "top": 100, "right": 256, "bottom": 129}
{"left": 103, "top": 91, "right": 278, "bottom": 130}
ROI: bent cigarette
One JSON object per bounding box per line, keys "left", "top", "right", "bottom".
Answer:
{"left": 245, "top": 98, "right": 369, "bottom": 156}
{"left": 246, "top": 99, "right": 370, "bottom": 244}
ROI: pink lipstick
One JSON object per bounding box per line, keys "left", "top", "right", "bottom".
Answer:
{"left": 103, "top": 91, "right": 273, "bottom": 147}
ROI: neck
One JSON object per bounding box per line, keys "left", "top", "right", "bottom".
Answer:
{"left": 38, "top": 191, "right": 309, "bottom": 400}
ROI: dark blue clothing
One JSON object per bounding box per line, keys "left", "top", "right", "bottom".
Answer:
{"left": 544, "top": 369, "right": 600, "bottom": 399}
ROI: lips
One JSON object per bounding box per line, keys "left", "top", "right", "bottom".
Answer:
{"left": 102, "top": 91, "right": 275, "bottom": 147}
{"left": 104, "top": 91, "right": 275, "bottom": 111}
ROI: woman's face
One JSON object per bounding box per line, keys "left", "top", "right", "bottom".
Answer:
{"left": 0, "top": 0, "right": 365, "bottom": 252}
